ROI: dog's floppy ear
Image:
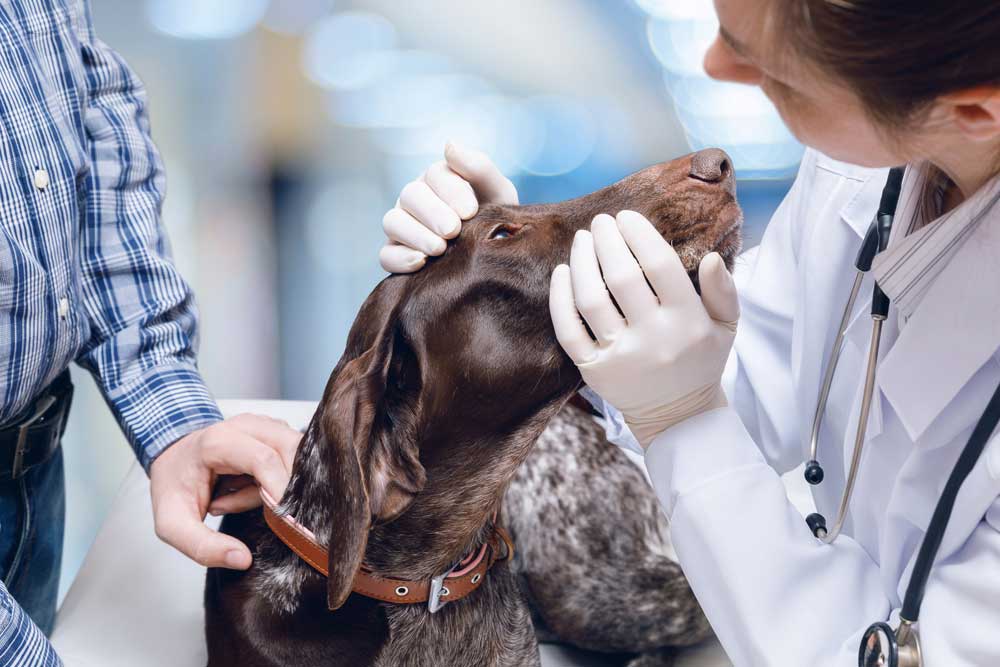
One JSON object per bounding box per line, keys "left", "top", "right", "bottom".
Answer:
{"left": 315, "top": 323, "right": 426, "bottom": 610}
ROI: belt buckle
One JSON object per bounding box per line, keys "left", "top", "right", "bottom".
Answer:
{"left": 11, "top": 395, "right": 57, "bottom": 479}
{"left": 427, "top": 561, "right": 459, "bottom": 614}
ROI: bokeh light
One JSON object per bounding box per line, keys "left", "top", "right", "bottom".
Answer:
{"left": 634, "top": 0, "right": 716, "bottom": 20}
{"left": 262, "top": 0, "right": 337, "bottom": 35}
{"left": 302, "top": 11, "right": 398, "bottom": 90}
{"left": 305, "top": 179, "right": 386, "bottom": 273}
{"left": 146, "top": 0, "right": 269, "bottom": 40}
{"left": 515, "top": 96, "right": 598, "bottom": 177}
{"left": 637, "top": 0, "right": 803, "bottom": 178}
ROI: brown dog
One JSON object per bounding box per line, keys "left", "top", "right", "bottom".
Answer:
{"left": 204, "top": 149, "right": 741, "bottom": 667}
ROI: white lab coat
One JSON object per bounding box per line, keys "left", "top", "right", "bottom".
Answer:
{"left": 591, "top": 149, "right": 1000, "bottom": 666}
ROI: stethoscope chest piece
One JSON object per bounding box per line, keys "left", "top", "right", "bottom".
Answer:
{"left": 859, "top": 620, "right": 922, "bottom": 667}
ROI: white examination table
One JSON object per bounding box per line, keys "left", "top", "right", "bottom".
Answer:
{"left": 49, "top": 400, "right": 730, "bottom": 667}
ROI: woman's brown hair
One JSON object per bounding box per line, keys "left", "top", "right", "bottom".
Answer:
{"left": 782, "top": 1, "right": 1000, "bottom": 128}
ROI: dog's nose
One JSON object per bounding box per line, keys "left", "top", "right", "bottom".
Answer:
{"left": 689, "top": 148, "right": 733, "bottom": 184}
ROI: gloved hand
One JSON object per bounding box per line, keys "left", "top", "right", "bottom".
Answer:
{"left": 380, "top": 142, "right": 519, "bottom": 273}
{"left": 549, "top": 210, "right": 739, "bottom": 449}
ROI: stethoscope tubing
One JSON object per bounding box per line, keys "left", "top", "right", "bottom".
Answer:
{"left": 820, "top": 316, "right": 884, "bottom": 544}
{"left": 808, "top": 270, "right": 865, "bottom": 464}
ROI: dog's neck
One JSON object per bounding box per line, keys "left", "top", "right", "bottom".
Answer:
{"left": 279, "top": 401, "right": 566, "bottom": 582}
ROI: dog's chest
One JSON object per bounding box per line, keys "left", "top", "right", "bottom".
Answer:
{"left": 373, "top": 570, "right": 539, "bottom": 667}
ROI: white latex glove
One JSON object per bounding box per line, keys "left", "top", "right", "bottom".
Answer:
{"left": 380, "top": 141, "right": 519, "bottom": 273}
{"left": 549, "top": 210, "right": 739, "bottom": 450}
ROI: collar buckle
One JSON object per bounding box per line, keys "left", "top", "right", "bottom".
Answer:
{"left": 427, "top": 561, "right": 459, "bottom": 614}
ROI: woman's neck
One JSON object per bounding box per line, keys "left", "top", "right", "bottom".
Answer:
{"left": 928, "top": 137, "right": 1000, "bottom": 213}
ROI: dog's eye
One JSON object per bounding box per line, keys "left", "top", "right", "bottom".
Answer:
{"left": 489, "top": 224, "right": 522, "bottom": 240}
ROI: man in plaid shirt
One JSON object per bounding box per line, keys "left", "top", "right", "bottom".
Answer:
{"left": 0, "top": 2, "right": 301, "bottom": 663}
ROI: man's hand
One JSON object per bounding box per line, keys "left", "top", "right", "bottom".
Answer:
{"left": 148, "top": 414, "right": 302, "bottom": 569}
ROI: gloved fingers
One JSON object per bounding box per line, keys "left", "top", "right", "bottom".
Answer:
{"left": 698, "top": 252, "right": 740, "bottom": 329}
{"left": 424, "top": 160, "right": 479, "bottom": 223}
{"left": 616, "top": 210, "right": 699, "bottom": 309}
{"left": 444, "top": 141, "right": 519, "bottom": 206}
{"left": 550, "top": 264, "right": 598, "bottom": 364}
{"left": 399, "top": 180, "right": 462, "bottom": 238}
{"left": 570, "top": 229, "right": 626, "bottom": 345}
{"left": 590, "top": 214, "right": 658, "bottom": 322}
{"left": 379, "top": 242, "right": 427, "bottom": 274}
{"left": 383, "top": 207, "right": 448, "bottom": 256}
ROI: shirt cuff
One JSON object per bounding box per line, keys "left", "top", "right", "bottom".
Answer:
{"left": 102, "top": 362, "right": 224, "bottom": 472}
{"left": 0, "top": 582, "right": 62, "bottom": 666}
{"left": 643, "top": 406, "right": 765, "bottom": 519}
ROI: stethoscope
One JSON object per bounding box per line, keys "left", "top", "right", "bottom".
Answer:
{"left": 799, "top": 167, "right": 1000, "bottom": 667}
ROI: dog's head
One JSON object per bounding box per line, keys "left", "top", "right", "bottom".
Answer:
{"left": 297, "top": 149, "right": 741, "bottom": 609}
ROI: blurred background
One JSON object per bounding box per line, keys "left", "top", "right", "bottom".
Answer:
{"left": 59, "top": 0, "right": 802, "bottom": 600}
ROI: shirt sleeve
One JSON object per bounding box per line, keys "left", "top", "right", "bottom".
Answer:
{"left": 73, "top": 3, "right": 222, "bottom": 471}
{"left": 0, "top": 583, "right": 62, "bottom": 667}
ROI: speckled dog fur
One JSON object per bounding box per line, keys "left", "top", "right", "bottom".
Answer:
{"left": 506, "top": 405, "right": 712, "bottom": 666}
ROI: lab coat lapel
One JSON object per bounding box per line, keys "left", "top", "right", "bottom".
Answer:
{"left": 876, "top": 213, "right": 1000, "bottom": 444}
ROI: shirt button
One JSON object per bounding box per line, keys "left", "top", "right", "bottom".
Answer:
{"left": 34, "top": 168, "right": 50, "bottom": 191}
{"left": 58, "top": 297, "right": 69, "bottom": 319}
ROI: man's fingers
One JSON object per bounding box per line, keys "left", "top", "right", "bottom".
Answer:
{"left": 590, "top": 214, "right": 658, "bottom": 322}
{"left": 208, "top": 485, "right": 262, "bottom": 516}
{"left": 444, "top": 141, "right": 518, "bottom": 206}
{"left": 699, "top": 252, "right": 740, "bottom": 329}
{"left": 383, "top": 208, "right": 447, "bottom": 256}
{"left": 570, "top": 225, "right": 625, "bottom": 345}
{"left": 227, "top": 413, "right": 303, "bottom": 477}
{"left": 154, "top": 492, "right": 252, "bottom": 569}
{"left": 549, "top": 264, "right": 598, "bottom": 364}
{"left": 380, "top": 242, "right": 427, "bottom": 273}
{"left": 615, "top": 210, "right": 698, "bottom": 309}
{"left": 424, "top": 160, "right": 479, "bottom": 222}
{"left": 200, "top": 430, "right": 290, "bottom": 502}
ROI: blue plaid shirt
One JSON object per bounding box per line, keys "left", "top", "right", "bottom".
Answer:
{"left": 0, "top": 0, "right": 224, "bottom": 661}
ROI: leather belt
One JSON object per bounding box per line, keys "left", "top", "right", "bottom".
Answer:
{"left": 262, "top": 492, "right": 514, "bottom": 613}
{"left": 0, "top": 371, "right": 73, "bottom": 480}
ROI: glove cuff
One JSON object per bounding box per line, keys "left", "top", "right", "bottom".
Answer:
{"left": 624, "top": 384, "right": 727, "bottom": 449}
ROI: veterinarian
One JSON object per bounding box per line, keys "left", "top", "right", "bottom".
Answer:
{"left": 381, "top": 1, "right": 1000, "bottom": 664}
{"left": 0, "top": 2, "right": 301, "bottom": 663}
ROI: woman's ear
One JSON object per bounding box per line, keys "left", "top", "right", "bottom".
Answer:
{"left": 940, "top": 86, "right": 1000, "bottom": 142}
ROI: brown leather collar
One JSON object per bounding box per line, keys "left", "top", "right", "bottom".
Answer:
{"left": 261, "top": 494, "right": 515, "bottom": 613}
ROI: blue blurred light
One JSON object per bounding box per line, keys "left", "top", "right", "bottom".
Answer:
{"left": 515, "top": 96, "right": 597, "bottom": 177}
{"left": 305, "top": 179, "right": 386, "bottom": 273}
{"left": 634, "top": 0, "right": 716, "bottom": 20}
{"left": 302, "top": 11, "right": 398, "bottom": 90}
{"left": 263, "top": 0, "right": 336, "bottom": 35}
{"left": 370, "top": 93, "right": 539, "bottom": 178}
{"left": 646, "top": 17, "right": 716, "bottom": 75}
{"left": 146, "top": 0, "right": 268, "bottom": 40}
{"left": 326, "top": 73, "right": 494, "bottom": 129}
{"left": 641, "top": 10, "right": 804, "bottom": 179}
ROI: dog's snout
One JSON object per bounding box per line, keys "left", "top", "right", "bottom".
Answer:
{"left": 689, "top": 148, "right": 733, "bottom": 184}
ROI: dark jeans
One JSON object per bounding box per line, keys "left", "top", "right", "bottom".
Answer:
{"left": 0, "top": 444, "right": 64, "bottom": 636}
